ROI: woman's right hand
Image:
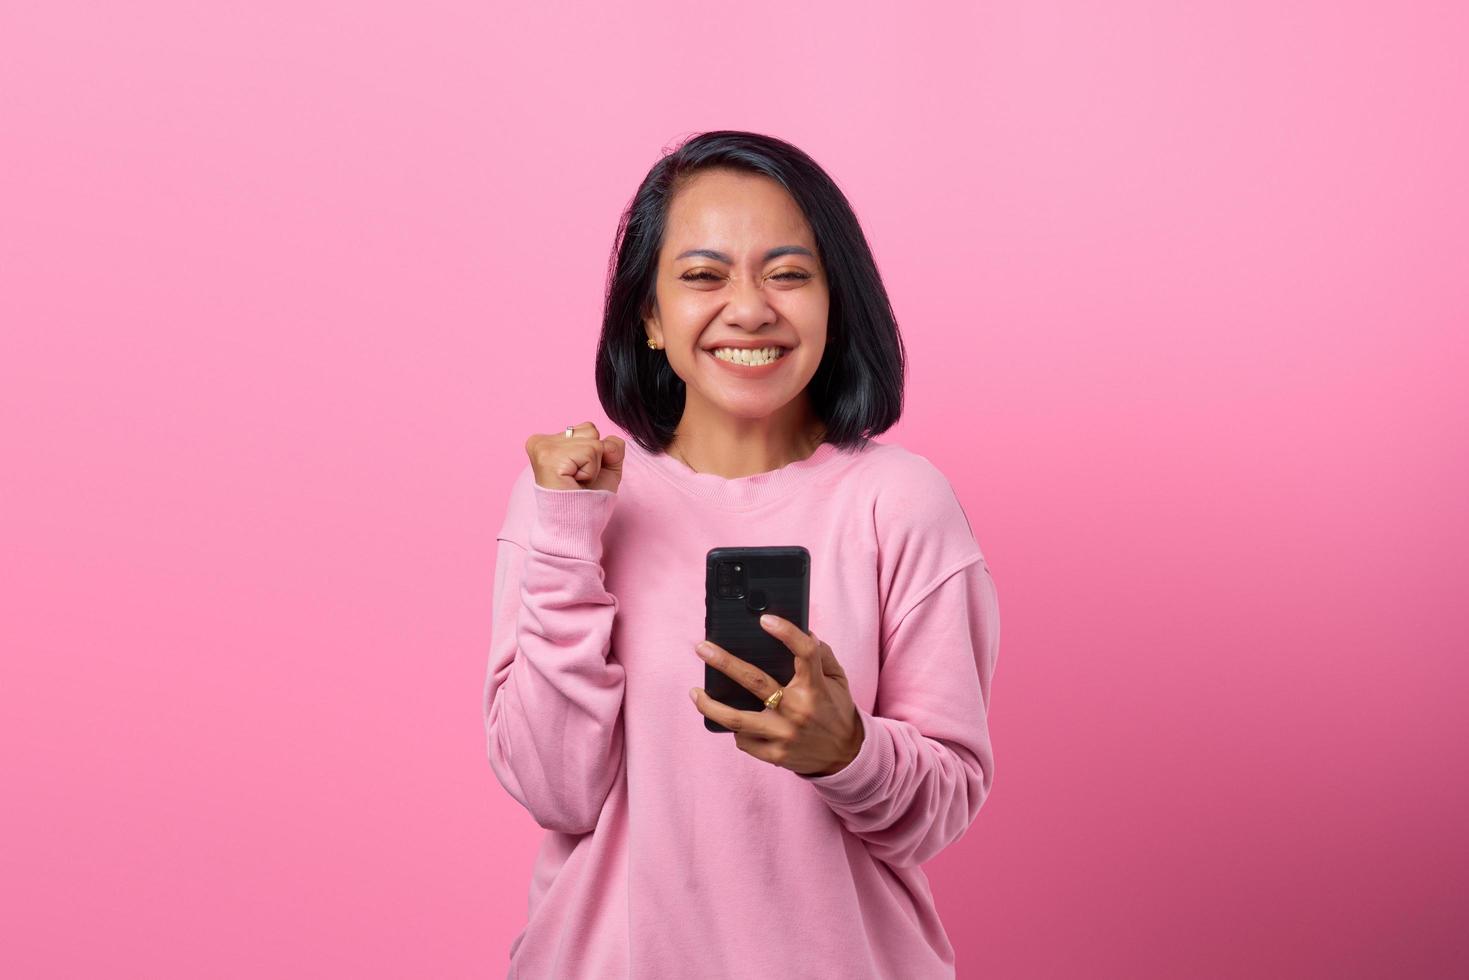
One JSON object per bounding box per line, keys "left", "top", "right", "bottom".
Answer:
{"left": 526, "top": 422, "right": 625, "bottom": 493}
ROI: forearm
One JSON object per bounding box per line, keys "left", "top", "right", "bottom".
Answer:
{"left": 484, "top": 486, "right": 626, "bottom": 835}
{"left": 803, "top": 558, "right": 999, "bottom": 867}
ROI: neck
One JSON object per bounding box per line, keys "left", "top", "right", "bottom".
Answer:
{"left": 667, "top": 400, "right": 827, "bottom": 479}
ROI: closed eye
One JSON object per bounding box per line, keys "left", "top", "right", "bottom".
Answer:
{"left": 680, "top": 271, "right": 812, "bottom": 282}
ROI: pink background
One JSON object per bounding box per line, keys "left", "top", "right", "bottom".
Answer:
{"left": 3, "top": 2, "right": 1465, "bottom": 977}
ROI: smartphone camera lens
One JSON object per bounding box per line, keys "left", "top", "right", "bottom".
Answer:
{"left": 716, "top": 560, "right": 745, "bottom": 599}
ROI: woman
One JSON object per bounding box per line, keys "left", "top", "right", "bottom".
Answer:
{"left": 484, "top": 130, "right": 1001, "bottom": 979}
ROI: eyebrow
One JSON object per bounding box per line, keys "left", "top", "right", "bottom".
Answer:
{"left": 674, "top": 246, "right": 815, "bottom": 263}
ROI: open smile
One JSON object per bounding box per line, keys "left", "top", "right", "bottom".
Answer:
{"left": 703, "top": 346, "right": 789, "bottom": 376}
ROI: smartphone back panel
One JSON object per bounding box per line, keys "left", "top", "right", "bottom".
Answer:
{"left": 703, "top": 546, "right": 810, "bottom": 734}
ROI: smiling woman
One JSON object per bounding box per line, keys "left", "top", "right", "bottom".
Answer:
{"left": 595, "top": 132, "right": 906, "bottom": 474}
{"left": 484, "top": 130, "right": 1001, "bottom": 980}
{"left": 631, "top": 157, "right": 838, "bottom": 456}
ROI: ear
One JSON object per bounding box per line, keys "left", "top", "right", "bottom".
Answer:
{"left": 643, "top": 302, "right": 661, "bottom": 346}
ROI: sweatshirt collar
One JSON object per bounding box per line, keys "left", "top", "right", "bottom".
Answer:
{"left": 626, "top": 435, "right": 855, "bottom": 510}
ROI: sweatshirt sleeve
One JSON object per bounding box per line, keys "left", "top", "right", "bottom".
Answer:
{"left": 800, "top": 456, "right": 1001, "bottom": 868}
{"left": 482, "top": 464, "right": 626, "bottom": 835}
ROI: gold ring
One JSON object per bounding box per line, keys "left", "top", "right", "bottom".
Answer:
{"left": 763, "top": 687, "right": 785, "bottom": 710}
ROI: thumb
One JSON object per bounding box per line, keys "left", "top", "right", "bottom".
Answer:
{"left": 589, "top": 436, "right": 625, "bottom": 491}
{"left": 815, "top": 633, "right": 847, "bottom": 681}
{"left": 790, "top": 626, "right": 825, "bottom": 690}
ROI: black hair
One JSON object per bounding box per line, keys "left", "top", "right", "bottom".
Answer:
{"left": 594, "top": 130, "right": 905, "bottom": 455}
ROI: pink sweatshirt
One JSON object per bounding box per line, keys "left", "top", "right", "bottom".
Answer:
{"left": 484, "top": 433, "right": 1001, "bottom": 979}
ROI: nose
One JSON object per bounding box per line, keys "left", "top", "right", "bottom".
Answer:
{"left": 720, "top": 273, "right": 778, "bottom": 331}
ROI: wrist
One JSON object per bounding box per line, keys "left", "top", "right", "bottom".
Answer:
{"left": 809, "top": 707, "right": 865, "bottom": 777}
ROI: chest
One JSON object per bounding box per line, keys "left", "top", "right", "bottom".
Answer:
{"left": 600, "top": 499, "right": 884, "bottom": 710}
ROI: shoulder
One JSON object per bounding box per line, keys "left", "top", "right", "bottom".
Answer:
{"left": 862, "top": 441, "right": 988, "bottom": 616}
{"left": 864, "top": 441, "right": 980, "bottom": 547}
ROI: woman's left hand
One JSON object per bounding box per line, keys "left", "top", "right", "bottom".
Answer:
{"left": 690, "top": 614, "right": 863, "bottom": 777}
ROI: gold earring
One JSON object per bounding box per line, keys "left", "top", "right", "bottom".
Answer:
{"left": 647, "top": 338, "right": 660, "bottom": 350}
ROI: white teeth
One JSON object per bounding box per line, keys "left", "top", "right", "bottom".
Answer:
{"left": 711, "top": 346, "right": 785, "bottom": 366}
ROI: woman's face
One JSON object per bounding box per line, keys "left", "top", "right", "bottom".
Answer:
{"left": 644, "top": 168, "right": 829, "bottom": 424}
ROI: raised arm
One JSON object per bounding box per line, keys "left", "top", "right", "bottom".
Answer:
{"left": 483, "top": 476, "right": 625, "bottom": 835}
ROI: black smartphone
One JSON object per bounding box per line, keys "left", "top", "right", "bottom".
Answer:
{"left": 702, "top": 546, "right": 810, "bottom": 733}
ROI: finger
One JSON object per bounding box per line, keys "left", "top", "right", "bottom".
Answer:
{"left": 695, "top": 640, "right": 783, "bottom": 704}
{"left": 757, "top": 614, "right": 824, "bottom": 689}
{"left": 689, "top": 687, "right": 784, "bottom": 736}
{"left": 733, "top": 727, "right": 797, "bottom": 768}
{"left": 555, "top": 421, "right": 595, "bottom": 444}
{"left": 562, "top": 423, "right": 604, "bottom": 481}
{"left": 599, "top": 435, "right": 625, "bottom": 474}
{"left": 542, "top": 428, "right": 592, "bottom": 479}
{"left": 577, "top": 423, "right": 602, "bottom": 478}
{"left": 569, "top": 450, "right": 597, "bottom": 482}
{"left": 814, "top": 634, "right": 847, "bottom": 680}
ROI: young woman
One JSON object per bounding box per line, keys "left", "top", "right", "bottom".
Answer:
{"left": 484, "top": 130, "right": 1001, "bottom": 979}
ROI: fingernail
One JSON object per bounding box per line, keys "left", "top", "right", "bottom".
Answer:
{"left": 760, "top": 614, "right": 776, "bottom": 627}
{"left": 689, "top": 688, "right": 699, "bottom": 703}
{"left": 695, "top": 641, "right": 713, "bottom": 659}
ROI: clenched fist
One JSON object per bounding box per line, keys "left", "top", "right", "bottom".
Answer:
{"left": 526, "top": 421, "right": 626, "bottom": 493}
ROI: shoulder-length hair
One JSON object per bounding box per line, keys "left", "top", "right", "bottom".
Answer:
{"left": 595, "top": 130, "right": 905, "bottom": 454}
